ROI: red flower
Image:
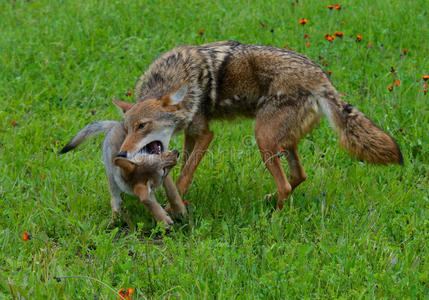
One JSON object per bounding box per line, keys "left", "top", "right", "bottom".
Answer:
{"left": 183, "top": 200, "right": 189, "bottom": 205}
{"left": 327, "top": 4, "right": 334, "bottom": 9}
{"left": 394, "top": 80, "right": 401, "bottom": 86}
{"left": 198, "top": 29, "right": 204, "bottom": 36}
{"left": 23, "top": 232, "right": 31, "bottom": 242}
{"left": 327, "top": 35, "right": 335, "bottom": 42}
{"left": 328, "top": 71, "right": 332, "bottom": 75}
{"left": 303, "top": 33, "right": 309, "bottom": 39}
{"left": 11, "top": 120, "right": 18, "bottom": 127}
{"left": 356, "top": 35, "right": 362, "bottom": 42}
{"left": 402, "top": 49, "right": 408, "bottom": 55}
{"left": 41, "top": 174, "right": 45, "bottom": 179}
{"left": 424, "top": 89, "right": 428, "bottom": 95}
{"left": 125, "top": 90, "right": 132, "bottom": 97}
{"left": 422, "top": 75, "right": 429, "bottom": 81}
{"left": 334, "top": 4, "right": 341, "bottom": 10}
{"left": 298, "top": 18, "right": 308, "bottom": 25}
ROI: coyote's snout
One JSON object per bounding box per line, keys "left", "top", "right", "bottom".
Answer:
{"left": 112, "top": 41, "right": 402, "bottom": 209}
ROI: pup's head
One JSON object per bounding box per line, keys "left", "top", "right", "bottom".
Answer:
{"left": 112, "top": 84, "right": 187, "bottom": 160}
{"left": 114, "top": 150, "right": 179, "bottom": 201}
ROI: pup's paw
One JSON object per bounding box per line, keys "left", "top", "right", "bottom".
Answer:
{"left": 107, "top": 211, "right": 127, "bottom": 229}
{"left": 165, "top": 202, "right": 187, "bottom": 217}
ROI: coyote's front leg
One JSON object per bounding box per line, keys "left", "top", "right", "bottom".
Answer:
{"left": 176, "top": 118, "right": 214, "bottom": 196}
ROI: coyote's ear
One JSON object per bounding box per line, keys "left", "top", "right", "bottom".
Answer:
{"left": 112, "top": 98, "right": 134, "bottom": 115}
{"left": 114, "top": 157, "right": 136, "bottom": 174}
{"left": 134, "top": 182, "right": 149, "bottom": 202}
{"left": 163, "top": 84, "right": 187, "bottom": 106}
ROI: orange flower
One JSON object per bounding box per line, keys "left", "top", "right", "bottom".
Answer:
{"left": 340, "top": 20, "right": 345, "bottom": 25}
{"left": 289, "top": 47, "right": 295, "bottom": 51}
{"left": 306, "top": 42, "right": 311, "bottom": 48}
{"left": 41, "top": 174, "right": 45, "bottom": 179}
{"left": 198, "top": 29, "right": 204, "bottom": 36}
{"left": 298, "top": 18, "right": 308, "bottom": 25}
{"left": 367, "top": 42, "right": 373, "bottom": 48}
{"left": 259, "top": 22, "right": 266, "bottom": 28}
{"left": 402, "top": 49, "right": 408, "bottom": 54}
{"left": 292, "top": 2, "right": 297, "bottom": 6}
{"left": 11, "top": 120, "right": 18, "bottom": 127}
{"left": 283, "top": 43, "right": 288, "bottom": 48}
{"left": 328, "top": 71, "right": 332, "bottom": 75}
{"left": 394, "top": 80, "right": 401, "bottom": 86}
{"left": 424, "top": 89, "right": 428, "bottom": 95}
{"left": 334, "top": 31, "right": 344, "bottom": 38}
{"left": 334, "top": 4, "right": 341, "bottom": 10}
{"left": 324, "top": 33, "right": 330, "bottom": 39}
{"left": 422, "top": 75, "right": 429, "bottom": 81}
{"left": 118, "top": 288, "right": 134, "bottom": 300}
{"left": 303, "top": 33, "right": 309, "bottom": 39}
{"left": 327, "top": 4, "right": 334, "bottom": 9}
{"left": 356, "top": 35, "right": 362, "bottom": 42}
{"left": 387, "top": 85, "right": 394, "bottom": 92}
{"left": 23, "top": 232, "right": 31, "bottom": 242}
{"left": 327, "top": 35, "right": 335, "bottom": 42}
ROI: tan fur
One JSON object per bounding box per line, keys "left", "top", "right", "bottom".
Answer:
{"left": 113, "top": 41, "right": 403, "bottom": 209}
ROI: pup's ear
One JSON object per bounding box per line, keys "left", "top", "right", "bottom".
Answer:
{"left": 114, "top": 157, "right": 136, "bottom": 174}
{"left": 134, "top": 182, "right": 149, "bottom": 202}
{"left": 112, "top": 98, "right": 134, "bottom": 115}
{"left": 162, "top": 84, "right": 187, "bottom": 106}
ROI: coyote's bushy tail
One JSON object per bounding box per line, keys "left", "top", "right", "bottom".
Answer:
{"left": 318, "top": 89, "right": 403, "bottom": 165}
{"left": 59, "top": 121, "right": 119, "bottom": 154}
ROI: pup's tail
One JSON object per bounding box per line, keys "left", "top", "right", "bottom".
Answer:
{"left": 318, "top": 88, "right": 403, "bottom": 165}
{"left": 59, "top": 121, "right": 120, "bottom": 154}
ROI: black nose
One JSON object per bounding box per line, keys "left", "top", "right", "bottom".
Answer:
{"left": 117, "top": 151, "right": 127, "bottom": 158}
{"left": 173, "top": 150, "right": 180, "bottom": 158}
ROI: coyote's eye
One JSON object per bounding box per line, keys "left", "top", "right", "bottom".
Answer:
{"left": 138, "top": 123, "right": 146, "bottom": 130}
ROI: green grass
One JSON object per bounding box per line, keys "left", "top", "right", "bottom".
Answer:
{"left": 1, "top": 0, "right": 428, "bottom": 298}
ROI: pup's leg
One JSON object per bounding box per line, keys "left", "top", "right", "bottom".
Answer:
{"left": 107, "top": 176, "right": 123, "bottom": 227}
{"left": 284, "top": 146, "right": 307, "bottom": 190}
{"left": 163, "top": 174, "right": 186, "bottom": 217}
{"left": 255, "top": 115, "right": 292, "bottom": 210}
{"left": 142, "top": 194, "right": 173, "bottom": 225}
{"left": 177, "top": 116, "right": 214, "bottom": 196}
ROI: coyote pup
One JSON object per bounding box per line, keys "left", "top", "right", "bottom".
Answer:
{"left": 59, "top": 121, "right": 185, "bottom": 225}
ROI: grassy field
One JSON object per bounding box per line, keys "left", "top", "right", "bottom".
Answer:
{"left": 1, "top": 0, "right": 428, "bottom": 298}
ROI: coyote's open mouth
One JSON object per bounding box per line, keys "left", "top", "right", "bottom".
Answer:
{"left": 141, "top": 141, "right": 163, "bottom": 155}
